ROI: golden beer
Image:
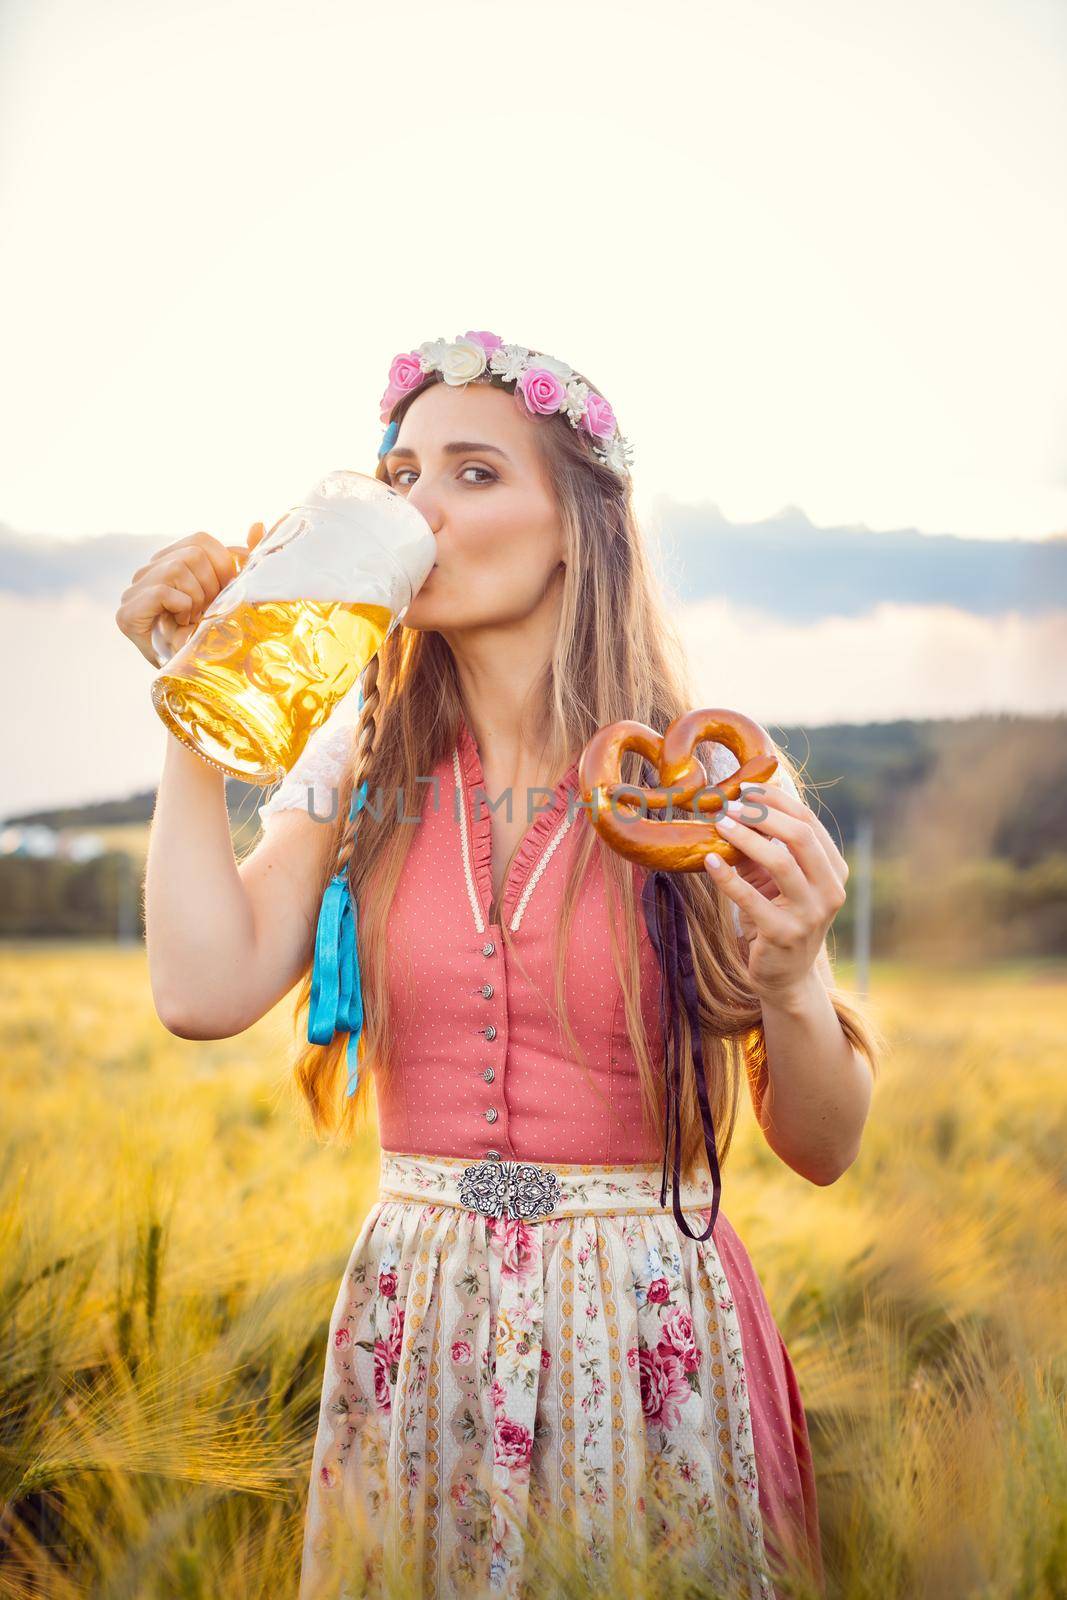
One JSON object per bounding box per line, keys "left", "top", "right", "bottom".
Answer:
{"left": 149, "top": 469, "right": 435, "bottom": 784}
{"left": 151, "top": 597, "right": 394, "bottom": 782}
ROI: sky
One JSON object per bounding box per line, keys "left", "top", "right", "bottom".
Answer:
{"left": 2, "top": 0, "right": 1065, "bottom": 815}
{"left": 1, "top": 0, "right": 1065, "bottom": 547}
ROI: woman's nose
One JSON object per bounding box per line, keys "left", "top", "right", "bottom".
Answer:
{"left": 406, "top": 482, "right": 443, "bottom": 534}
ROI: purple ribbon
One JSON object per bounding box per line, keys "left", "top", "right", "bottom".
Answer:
{"left": 640, "top": 868, "right": 722, "bottom": 1241}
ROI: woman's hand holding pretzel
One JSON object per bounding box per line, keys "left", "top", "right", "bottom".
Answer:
{"left": 578, "top": 708, "right": 851, "bottom": 1006}
{"left": 703, "top": 780, "right": 849, "bottom": 1004}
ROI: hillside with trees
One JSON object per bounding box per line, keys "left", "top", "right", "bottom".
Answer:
{"left": 2, "top": 714, "right": 1065, "bottom": 958}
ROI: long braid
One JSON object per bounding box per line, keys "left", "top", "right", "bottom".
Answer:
{"left": 335, "top": 649, "right": 382, "bottom": 882}
{"left": 296, "top": 649, "right": 385, "bottom": 1121}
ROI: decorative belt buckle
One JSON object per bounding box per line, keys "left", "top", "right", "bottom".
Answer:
{"left": 458, "top": 1158, "right": 561, "bottom": 1221}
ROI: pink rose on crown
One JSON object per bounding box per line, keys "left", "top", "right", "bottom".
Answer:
{"left": 494, "top": 1415, "right": 534, "bottom": 1470}
{"left": 638, "top": 1346, "right": 691, "bottom": 1430}
{"left": 462, "top": 330, "right": 504, "bottom": 355}
{"left": 517, "top": 367, "right": 567, "bottom": 417}
{"left": 657, "top": 1306, "right": 702, "bottom": 1373}
{"left": 581, "top": 392, "right": 616, "bottom": 440}
{"left": 379, "top": 351, "right": 424, "bottom": 422}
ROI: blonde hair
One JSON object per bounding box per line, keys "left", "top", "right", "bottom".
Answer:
{"left": 289, "top": 362, "right": 883, "bottom": 1181}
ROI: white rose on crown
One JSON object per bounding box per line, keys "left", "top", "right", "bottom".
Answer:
{"left": 438, "top": 338, "right": 489, "bottom": 385}
{"left": 525, "top": 351, "right": 573, "bottom": 381}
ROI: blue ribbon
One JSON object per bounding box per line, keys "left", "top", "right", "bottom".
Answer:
{"left": 308, "top": 683, "right": 368, "bottom": 1099}
{"left": 640, "top": 867, "right": 722, "bottom": 1241}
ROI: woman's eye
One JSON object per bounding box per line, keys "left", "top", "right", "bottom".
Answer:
{"left": 390, "top": 466, "right": 496, "bottom": 488}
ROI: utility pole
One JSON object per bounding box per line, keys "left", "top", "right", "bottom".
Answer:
{"left": 853, "top": 815, "right": 873, "bottom": 997}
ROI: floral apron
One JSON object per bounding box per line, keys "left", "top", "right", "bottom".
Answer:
{"left": 299, "top": 1149, "right": 781, "bottom": 1600}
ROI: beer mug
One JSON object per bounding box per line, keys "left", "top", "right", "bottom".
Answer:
{"left": 150, "top": 469, "right": 436, "bottom": 783}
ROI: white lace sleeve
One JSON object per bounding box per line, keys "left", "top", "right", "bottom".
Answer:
{"left": 257, "top": 715, "right": 358, "bottom": 826}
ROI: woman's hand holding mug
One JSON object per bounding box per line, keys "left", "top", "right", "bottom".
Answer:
{"left": 115, "top": 519, "right": 271, "bottom": 665}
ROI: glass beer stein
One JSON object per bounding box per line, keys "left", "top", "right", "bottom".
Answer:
{"left": 150, "top": 469, "right": 436, "bottom": 784}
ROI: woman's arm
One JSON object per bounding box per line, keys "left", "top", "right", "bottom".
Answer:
{"left": 118, "top": 519, "right": 342, "bottom": 1039}
{"left": 703, "top": 772, "right": 871, "bottom": 1184}
{"left": 755, "top": 939, "right": 872, "bottom": 1184}
{"left": 145, "top": 735, "right": 340, "bottom": 1037}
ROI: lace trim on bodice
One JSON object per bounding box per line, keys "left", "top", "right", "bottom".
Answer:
{"left": 455, "top": 717, "right": 582, "bottom": 932}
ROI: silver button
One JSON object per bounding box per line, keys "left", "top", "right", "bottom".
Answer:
{"left": 484, "top": 1107, "right": 499, "bottom": 1123}
{"left": 481, "top": 983, "right": 494, "bottom": 999}
{"left": 482, "top": 941, "right": 496, "bottom": 957}
{"left": 483, "top": 1066, "right": 495, "bottom": 1082}
{"left": 485, "top": 1148, "right": 500, "bottom": 1159}
{"left": 484, "top": 1024, "right": 497, "bottom": 1041}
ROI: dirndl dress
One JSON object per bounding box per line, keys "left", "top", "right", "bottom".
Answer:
{"left": 265, "top": 708, "right": 827, "bottom": 1599}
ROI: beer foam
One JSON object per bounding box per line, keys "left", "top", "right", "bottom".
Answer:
{"left": 203, "top": 473, "right": 436, "bottom": 618}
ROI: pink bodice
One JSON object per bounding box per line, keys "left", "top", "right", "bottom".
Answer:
{"left": 258, "top": 705, "right": 797, "bottom": 1166}
{"left": 375, "top": 718, "right": 667, "bottom": 1164}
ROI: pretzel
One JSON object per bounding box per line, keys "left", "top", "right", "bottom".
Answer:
{"left": 577, "top": 708, "right": 780, "bottom": 872}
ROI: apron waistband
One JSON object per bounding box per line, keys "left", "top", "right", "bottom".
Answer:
{"left": 378, "top": 1148, "right": 718, "bottom": 1222}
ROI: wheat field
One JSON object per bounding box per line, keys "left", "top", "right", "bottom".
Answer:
{"left": 1, "top": 945, "right": 1064, "bottom": 1598}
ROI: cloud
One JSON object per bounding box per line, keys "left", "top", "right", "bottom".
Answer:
{"left": 676, "top": 597, "right": 1067, "bottom": 727}
{"left": 4, "top": 509, "right": 1066, "bottom": 622}
{"left": 651, "top": 502, "right": 1067, "bottom": 622}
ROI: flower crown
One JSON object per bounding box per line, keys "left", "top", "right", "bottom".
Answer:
{"left": 378, "top": 330, "right": 635, "bottom": 480}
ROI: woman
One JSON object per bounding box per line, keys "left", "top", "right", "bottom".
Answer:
{"left": 120, "top": 331, "right": 881, "bottom": 1600}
